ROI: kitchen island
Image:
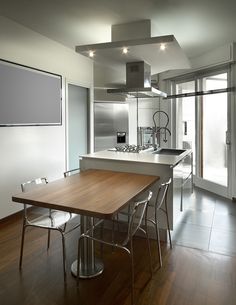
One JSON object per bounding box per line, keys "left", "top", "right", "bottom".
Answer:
{"left": 80, "top": 148, "right": 193, "bottom": 238}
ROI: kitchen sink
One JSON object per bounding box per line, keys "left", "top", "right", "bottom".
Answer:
{"left": 152, "top": 148, "right": 186, "bottom": 155}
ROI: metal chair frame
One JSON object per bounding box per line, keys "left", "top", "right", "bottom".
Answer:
{"left": 63, "top": 168, "right": 80, "bottom": 177}
{"left": 117, "top": 179, "right": 172, "bottom": 270}
{"left": 77, "top": 191, "right": 153, "bottom": 305}
{"left": 19, "top": 176, "right": 80, "bottom": 281}
{"left": 147, "top": 178, "right": 172, "bottom": 269}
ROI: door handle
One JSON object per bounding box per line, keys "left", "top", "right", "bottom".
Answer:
{"left": 226, "top": 130, "right": 231, "bottom": 145}
{"left": 183, "top": 121, "right": 187, "bottom": 135}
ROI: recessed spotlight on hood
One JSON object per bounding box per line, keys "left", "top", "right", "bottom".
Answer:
{"left": 122, "top": 47, "right": 128, "bottom": 54}
{"left": 89, "top": 50, "right": 94, "bottom": 57}
{"left": 160, "top": 44, "right": 166, "bottom": 51}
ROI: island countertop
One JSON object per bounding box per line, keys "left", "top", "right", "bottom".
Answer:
{"left": 80, "top": 148, "right": 193, "bottom": 232}
{"left": 80, "top": 148, "right": 192, "bottom": 167}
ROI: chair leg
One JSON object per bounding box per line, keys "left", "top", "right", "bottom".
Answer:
{"left": 19, "top": 224, "right": 27, "bottom": 269}
{"left": 129, "top": 238, "right": 135, "bottom": 305}
{"left": 47, "top": 229, "right": 51, "bottom": 250}
{"left": 111, "top": 217, "right": 116, "bottom": 253}
{"left": 127, "top": 204, "right": 131, "bottom": 223}
{"left": 116, "top": 214, "right": 120, "bottom": 232}
{"left": 143, "top": 215, "right": 153, "bottom": 276}
{"left": 165, "top": 201, "right": 173, "bottom": 249}
{"left": 61, "top": 233, "right": 67, "bottom": 282}
{"left": 100, "top": 222, "right": 104, "bottom": 257}
{"left": 77, "top": 236, "right": 83, "bottom": 286}
{"left": 155, "top": 221, "right": 162, "bottom": 268}
{"left": 144, "top": 230, "right": 153, "bottom": 277}
{"left": 180, "top": 177, "right": 183, "bottom": 212}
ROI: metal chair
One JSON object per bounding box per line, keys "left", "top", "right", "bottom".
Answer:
{"left": 147, "top": 178, "right": 172, "bottom": 269}
{"left": 63, "top": 168, "right": 80, "bottom": 177}
{"left": 64, "top": 168, "right": 82, "bottom": 230}
{"left": 19, "top": 177, "right": 80, "bottom": 281}
{"left": 117, "top": 178, "right": 172, "bottom": 270}
{"left": 77, "top": 191, "right": 153, "bottom": 305}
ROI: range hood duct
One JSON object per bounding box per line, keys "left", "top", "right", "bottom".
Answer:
{"left": 107, "top": 61, "right": 167, "bottom": 98}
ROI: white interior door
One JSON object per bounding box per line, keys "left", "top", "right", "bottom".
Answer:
{"left": 67, "top": 84, "right": 88, "bottom": 170}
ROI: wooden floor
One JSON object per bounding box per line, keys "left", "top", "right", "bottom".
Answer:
{"left": 1, "top": 212, "right": 236, "bottom": 305}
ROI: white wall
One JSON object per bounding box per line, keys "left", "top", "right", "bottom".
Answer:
{"left": 0, "top": 16, "right": 93, "bottom": 219}
{"left": 231, "top": 43, "right": 236, "bottom": 199}
{"left": 190, "top": 44, "right": 233, "bottom": 69}
{"left": 160, "top": 43, "right": 234, "bottom": 80}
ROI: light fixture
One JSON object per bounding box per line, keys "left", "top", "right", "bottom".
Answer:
{"left": 75, "top": 34, "right": 191, "bottom": 75}
{"left": 122, "top": 47, "right": 128, "bottom": 54}
{"left": 76, "top": 35, "right": 175, "bottom": 58}
{"left": 89, "top": 50, "right": 94, "bottom": 57}
{"left": 160, "top": 44, "right": 166, "bottom": 51}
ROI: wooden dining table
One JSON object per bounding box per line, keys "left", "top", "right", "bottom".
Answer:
{"left": 12, "top": 169, "right": 159, "bottom": 278}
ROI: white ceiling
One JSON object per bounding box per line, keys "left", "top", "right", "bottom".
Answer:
{"left": 1, "top": 0, "right": 236, "bottom": 57}
{"left": 1, "top": 0, "right": 236, "bottom": 85}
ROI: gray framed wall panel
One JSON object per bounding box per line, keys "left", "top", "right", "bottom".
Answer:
{"left": 0, "top": 59, "right": 62, "bottom": 126}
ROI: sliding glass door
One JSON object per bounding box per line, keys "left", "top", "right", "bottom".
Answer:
{"left": 174, "top": 69, "right": 230, "bottom": 197}
{"left": 176, "top": 81, "right": 196, "bottom": 173}
{"left": 201, "top": 73, "right": 228, "bottom": 186}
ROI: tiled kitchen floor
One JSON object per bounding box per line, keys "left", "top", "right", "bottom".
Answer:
{"left": 172, "top": 187, "right": 236, "bottom": 256}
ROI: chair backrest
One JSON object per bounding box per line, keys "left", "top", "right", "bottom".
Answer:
{"left": 124, "top": 191, "right": 152, "bottom": 245}
{"left": 21, "top": 177, "right": 48, "bottom": 218}
{"left": 154, "top": 178, "right": 172, "bottom": 212}
{"left": 21, "top": 177, "right": 48, "bottom": 192}
{"left": 63, "top": 168, "right": 80, "bottom": 177}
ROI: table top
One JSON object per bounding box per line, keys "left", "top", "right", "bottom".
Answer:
{"left": 12, "top": 169, "right": 159, "bottom": 219}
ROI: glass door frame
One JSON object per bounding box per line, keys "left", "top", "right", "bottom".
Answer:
{"left": 172, "top": 66, "right": 232, "bottom": 198}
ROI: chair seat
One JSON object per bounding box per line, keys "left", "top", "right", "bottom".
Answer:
{"left": 20, "top": 176, "right": 80, "bottom": 282}
{"left": 94, "top": 218, "right": 130, "bottom": 246}
{"left": 27, "top": 210, "right": 74, "bottom": 229}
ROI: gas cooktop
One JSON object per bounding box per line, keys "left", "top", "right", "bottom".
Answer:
{"left": 108, "top": 144, "right": 153, "bottom": 153}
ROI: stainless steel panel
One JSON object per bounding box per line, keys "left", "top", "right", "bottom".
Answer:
{"left": 94, "top": 103, "right": 129, "bottom": 151}
{"left": 126, "top": 61, "right": 151, "bottom": 88}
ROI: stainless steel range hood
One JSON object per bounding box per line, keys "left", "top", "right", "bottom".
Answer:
{"left": 107, "top": 86, "right": 167, "bottom": 98}
{"left": 107, "top": 61, "right": 167, "bottom": 98}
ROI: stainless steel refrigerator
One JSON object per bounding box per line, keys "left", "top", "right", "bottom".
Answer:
{"left": 94, "top": 102, "right": 129, "bottom": 152}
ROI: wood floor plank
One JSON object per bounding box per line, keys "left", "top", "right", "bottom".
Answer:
{"left": 0, "top": 215, "right": 236, "bottom": 305}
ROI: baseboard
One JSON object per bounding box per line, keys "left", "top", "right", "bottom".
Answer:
{"left": 0, "top": 206, "right": 35, "bottom": 226}
{"left": 194, "top": 176, "right": 229, "bottom": 198}
{"left": 0, "top": 209, "right": 23, "bottom": 226}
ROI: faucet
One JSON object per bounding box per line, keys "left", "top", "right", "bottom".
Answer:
{"left": 152, "top": 110, "right": 171, "bottom": 149}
